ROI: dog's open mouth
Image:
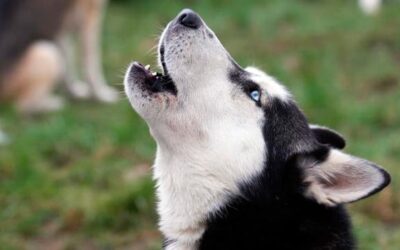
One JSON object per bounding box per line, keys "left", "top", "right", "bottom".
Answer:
{"left": 129, "top": 48, "right": 177, "bottom": 95}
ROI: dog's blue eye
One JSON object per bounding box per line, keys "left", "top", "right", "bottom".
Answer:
{"left": 250, "top": 90, "right": 260, "bottom": 102}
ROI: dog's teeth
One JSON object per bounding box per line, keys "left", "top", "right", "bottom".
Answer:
{"left": 145, "top": 65, "right": 150, "bottom": 70}
{"left": 152, "top": 72, "right": 157, "bottom": 76}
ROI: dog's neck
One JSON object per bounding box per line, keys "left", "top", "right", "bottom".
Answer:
{"left": 153, "top": 147, "right": 240, "bottom": 249}
{"left": 156, "top": 154, "right": 354, "bottom": 250}
{"left": 153, "top": 143, "right": 355, "bottom": 250}
{"left": 153, "top": 128, "right": 265, "bottom": 250}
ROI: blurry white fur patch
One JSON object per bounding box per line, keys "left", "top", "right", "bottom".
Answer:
{"left": 0, "top": 129, "right": 10, "bottom": 145}
{"left": 358, "top": 0, "right": 382, "bottom": 15}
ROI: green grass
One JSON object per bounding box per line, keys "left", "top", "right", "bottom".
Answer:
{"left": 1, "top": 0, "right": 400, "bottom": 249}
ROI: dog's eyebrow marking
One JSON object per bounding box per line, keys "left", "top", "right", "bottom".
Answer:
{"left": 229, "top": 67, "right": 254, "bottom": 88}
{"left": 229, "top": 68, "right": 263, "bottom": 106}
{"left": 245, "top": 66, "right": 291, "bottom": 102}
{"left": 229, "top": 63, "right": 291, "bottom": 104}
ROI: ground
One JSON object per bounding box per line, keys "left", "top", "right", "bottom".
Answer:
{"left": 1, "top": 0, "right": 399, "bottom": 249}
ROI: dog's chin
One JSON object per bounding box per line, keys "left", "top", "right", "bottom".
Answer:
{"left": 126, "top": 62, "right": 177, "bottom": 96}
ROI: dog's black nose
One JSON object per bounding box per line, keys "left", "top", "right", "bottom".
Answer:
{"left": 178, "top": 9, "right": 201, "bottom": 29}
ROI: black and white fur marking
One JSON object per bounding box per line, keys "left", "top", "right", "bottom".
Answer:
{"left": 124, "top": 9, "right": 390, "bottom": 250}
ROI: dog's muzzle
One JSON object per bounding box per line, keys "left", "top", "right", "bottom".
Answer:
{"left": 125, "top": 9, "right": 204, "bottom": 96}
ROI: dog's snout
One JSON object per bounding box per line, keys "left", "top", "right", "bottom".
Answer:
{"left": 178, "top": 9, "right": 201, "bottom": 29}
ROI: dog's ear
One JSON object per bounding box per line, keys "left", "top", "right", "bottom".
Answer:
{"left": 299, "top": 147, "right": 390, "bottom": 206}
{"left": 310, "top": 125, "right": 346, "bottom": 149}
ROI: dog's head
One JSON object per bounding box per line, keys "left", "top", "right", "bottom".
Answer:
{"left": 125, "top": 9, "right": 390, "bottom": 206}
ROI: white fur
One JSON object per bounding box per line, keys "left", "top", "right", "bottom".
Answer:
{"left": 0, "top": 128, "right": 9, "bottom": 145}
{"left": 359, "top": 0, "right": 382, "bottom": 15}
{"left": 309, "top": 124, "right": 335, "bottom": 131}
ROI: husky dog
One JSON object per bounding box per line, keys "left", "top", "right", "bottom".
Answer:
{"left": 124, "top": 9, "right": 390, "bottom": 250}
{"left": 0, "top": 0, "right": 117, "bottom": 114}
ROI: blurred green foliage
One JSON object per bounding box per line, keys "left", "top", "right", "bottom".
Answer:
{"left": 1, "top": 0, "right": 400, "bottom": 249}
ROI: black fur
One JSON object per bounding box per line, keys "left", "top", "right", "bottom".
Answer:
{"left": 196, "top": 67, "right": 356, "bottom": 250}
{"left": 311, "top": 127, "right": 346, "bottom": 149}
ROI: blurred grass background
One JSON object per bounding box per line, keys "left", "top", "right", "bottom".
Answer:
{"left": 1, "top": 0, "right": 400, "bottom": 249}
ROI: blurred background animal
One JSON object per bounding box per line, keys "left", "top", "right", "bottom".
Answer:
{"left": 0, "top": 0, "right": 117, "bottom": 115}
